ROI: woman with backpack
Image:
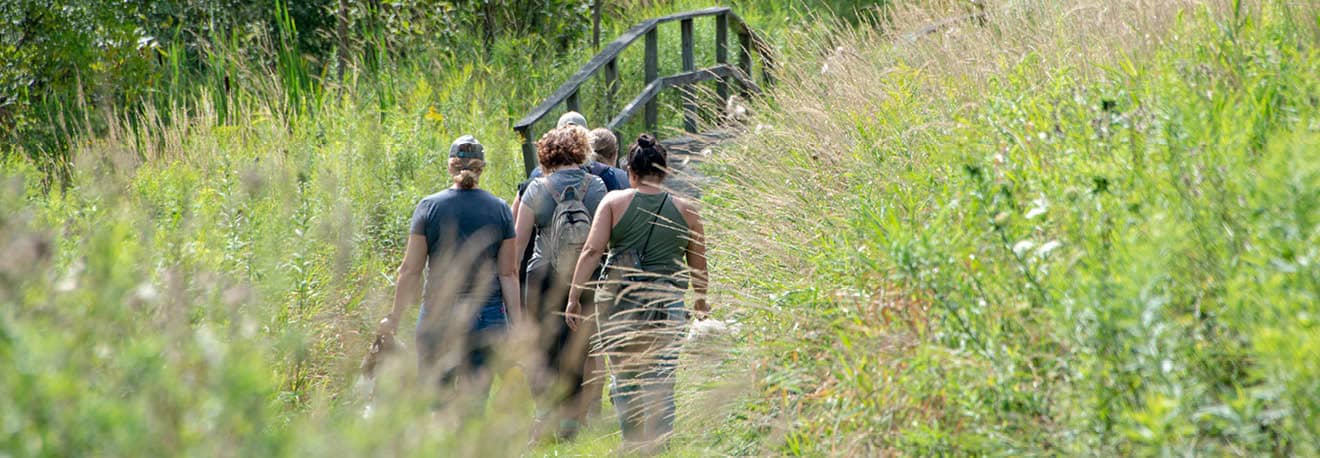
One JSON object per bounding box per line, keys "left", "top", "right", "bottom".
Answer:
{"left": 564, "top": 134, "right": 709, "bottom": 454}
{"left": 514, "top": 125, "right": 608, "bottom": 439}
{"left": 375, "top": 135, "right": 521, "bottom": 408}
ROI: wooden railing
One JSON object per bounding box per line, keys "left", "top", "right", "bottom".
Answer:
{"left": 512, "top": 7, "right": 774, "bottom": 176}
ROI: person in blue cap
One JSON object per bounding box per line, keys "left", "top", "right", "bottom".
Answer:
{"left": 376, "top": 134, "right": 522, "bottom": 407}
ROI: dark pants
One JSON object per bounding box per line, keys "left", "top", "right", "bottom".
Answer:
{"left": 525, "top": 263, "right": 595, "bottom": 432}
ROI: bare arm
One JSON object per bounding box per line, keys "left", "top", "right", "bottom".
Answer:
{"left": 514, "top": 203, "right": 536, "bottom": 269}
{"left": 511, "top": 194, "right": 523, "bottom": 225}
{"left": 681, "top": 201, "right": 709, "bottom": 317}
{"left": 497, "top": 237, "right": 522, "bottom": 323}
{"left": 565, "top": 198, "right": 615, "bottom": 330}
{"left": 380, "top": 234, "right": 428, "bottom": 335}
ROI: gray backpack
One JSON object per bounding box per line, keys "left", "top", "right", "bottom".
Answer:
{"left": 541, "top": 175, "right": 594, "bottom": 273}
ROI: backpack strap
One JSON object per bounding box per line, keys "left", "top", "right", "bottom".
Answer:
{"left": 635, "top": 192, "right": 670, "bottom": 266}
{"left": 539, "top": 176, "right": 562, "bottom": 204}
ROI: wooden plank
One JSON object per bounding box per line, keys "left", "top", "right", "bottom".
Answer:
{"left": 668, "top": 65, "right": 756, "bottom": 88}
{"left": 715, "top": 13, "right": 729, "bottom": 101}
{"left": 610, "top": 80, "right": 665, "bottom": 132}
{"left": 681, "top": 18, "right": 696, "bottom": 133}
{"left": 728, "top": 10, "right": 775, "bottom": 84}
{"left": 513, "top": 6, "right": 733, "bottom": 131}
{"left": 605, "top": 64, "right": 757, "bottom": 131}
{"left": 652, "top": 6, "right": 732, "bottom": 25}
{"left": 592, "top": 0, "right": 602, "bottom": 50}
{"left": 738, "top": 31, "right": 752, "bottom": 96}
{"left": 604, "top": 58, "right": 617, "bottom": 117}
{"left": 516, "top": 126, "right": 537, "bottom": 176}
{"left": 681, "top": 19, "right": 695, "bottom": 71}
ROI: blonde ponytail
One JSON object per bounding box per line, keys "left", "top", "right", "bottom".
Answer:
{"left": 448, "top": 157, "right": 485, "bottom": 189}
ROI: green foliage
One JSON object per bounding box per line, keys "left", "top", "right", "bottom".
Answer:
{"left": 0, "top": 0, "right": 896, "bottom": 455}
{"left": 0, "top": 0, "right": 599, "bottom": 176}
{"left": 706, "top": 1, "right": 1320, "bottom": 454}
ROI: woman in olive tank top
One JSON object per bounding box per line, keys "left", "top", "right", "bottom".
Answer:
{"left": 566, "top": 134, "right": 709, "bottom": 454}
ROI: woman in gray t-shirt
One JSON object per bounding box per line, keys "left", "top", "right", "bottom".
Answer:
{"left": 513, "top": 125, "right": 606, "bottom": 439}
{"left": 375, "top": 135, "right": 521, "bottom": 397}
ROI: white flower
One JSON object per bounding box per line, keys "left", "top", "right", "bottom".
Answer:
{"left": 1037, "top": 240, "right": 1063, "bottom": 257}
{"left": 1025, "top": 197, "right": 1049, "bottom": 219}
{"left": 1012, "top": 240, "right": 1035, "bottom": 257}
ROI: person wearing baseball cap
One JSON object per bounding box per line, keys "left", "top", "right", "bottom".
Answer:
{"left": 518, "top": 112, "right": 627, "bottom": 201}
{"left": 376, "top": 134, "right": 521, "bottom": 409}
{"left": 557, "top": 111, "right": 588, "bottom": 129}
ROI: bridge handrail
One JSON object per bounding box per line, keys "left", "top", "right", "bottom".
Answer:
{"left": 604, "top": 64, "right": 758, "bottom": 131}
{"left": 513, "top": 7, "right": 775, "bottom": 175}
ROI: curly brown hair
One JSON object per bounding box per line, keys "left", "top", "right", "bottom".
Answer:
{"left": 536, "top": 126, "right": 590, "bottom": 170}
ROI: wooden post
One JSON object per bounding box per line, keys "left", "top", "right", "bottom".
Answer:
{"left": 517, "top": 126, "right": 536, "bottom": 177}
{"left": 604, "top": 58, "right": 618, "bottom": 120}
{"left": 336, "top": 0, "right": 349, "bottom": 81}
{"left": 644, "top": 27, "right": 658, "bottom": 131}
{"left": 592, "top": 0, "right": 602, "bottom": 50}
{"left": 715, "top": 13, "right": 729, "bottom": 102}
{"left": 680, "top": 18, "right": 696, "bottom": 133}
{"left": 738, "top": 31, "right": 752, "bottom": 97}
{"left": 567, "top": 89, "right": 579, "bottom": 112}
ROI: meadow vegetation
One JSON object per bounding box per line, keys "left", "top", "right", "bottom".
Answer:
{"left": 2, "top": 0, "right": 1317, "bottom": 455}
{"left": 0, "top": 0, "right": 867, "bottom": 455}
{"left": 706, "top": 0, "right": 1320, "bottom": 454}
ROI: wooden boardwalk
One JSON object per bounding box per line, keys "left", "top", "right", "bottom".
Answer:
{"left": 657, "top": 129, "right": 737, "bottom": 199}
{"left": 512, "top": 7, "right": 773, "bottom": 179}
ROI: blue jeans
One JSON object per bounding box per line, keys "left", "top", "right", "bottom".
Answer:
{"left": 604, "top": 297, "right": 686, "bottom": 448}
{"left": 417, "top": 298, "right": 508, "bottom": 387}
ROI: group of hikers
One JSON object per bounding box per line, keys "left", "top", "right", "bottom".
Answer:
{"left": 374, "top": 111, "right": 708, "bottom": 453}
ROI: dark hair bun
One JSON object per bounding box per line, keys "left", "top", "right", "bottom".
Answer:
{"left": 627, "top": 133, "right": 668, "bottom": 181}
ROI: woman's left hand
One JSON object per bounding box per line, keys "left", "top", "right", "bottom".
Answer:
{"left": 692, "top": 298, "right": 710, "bottom": 320}
{"left": 565, "top": 299, "right": 582, "bottom": 331}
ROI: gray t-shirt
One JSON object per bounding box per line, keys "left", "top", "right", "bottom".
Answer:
{"left": 410, "top": 188, "right": 515, "bottom": 315}
{"left": 521, "top": 168, "right": 607, "bottom": 272}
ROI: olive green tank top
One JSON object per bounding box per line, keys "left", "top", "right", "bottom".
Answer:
{"left": 608, "top": 191, "right": 689, "bottom": 278}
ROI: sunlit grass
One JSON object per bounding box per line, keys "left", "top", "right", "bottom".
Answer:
{"left": 6, "top": 0, "right": 1317, "bottom": 455}
{"left": 0, "top": 1, "right": 847, "bottom": 456}
{"left": 703, "top": 0, "right": 1320, "bottom": 454}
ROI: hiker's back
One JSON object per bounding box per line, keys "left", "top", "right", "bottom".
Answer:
{"left": 522, "top": 168, "right": 608, "bottom": 273}
{"left": 585, "top": 161, "right": 630, "bottom": 191}
{"left": 523, "top": 161, "right": 628, "bottom": 194}
{"left": 412, "top": 188, "right": 514, "bottom": 307}
{"left": 608, "top": 191, "right": 689, "bottom": 281}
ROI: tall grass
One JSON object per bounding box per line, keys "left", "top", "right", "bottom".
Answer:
{"left": 13, "top": 0, "right": 1307, "bottom": 455}
{"left": 703, "top": 0, "right": 1319, "bottom": 454}
{"left": 0, "top": 1, "right": 869, "bottom": 455}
